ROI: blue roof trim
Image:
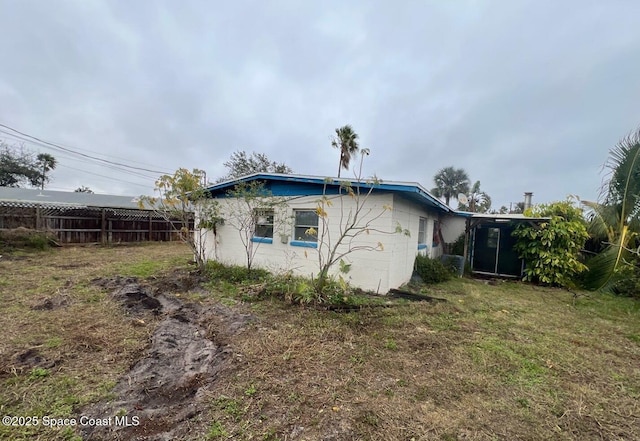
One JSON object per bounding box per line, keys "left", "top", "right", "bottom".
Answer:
{"left": 205, "top": 173, "right": 455, "bottom": 214}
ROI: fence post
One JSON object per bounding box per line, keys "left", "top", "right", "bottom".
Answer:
{"left": 148, "top": 211, "right": 152, "bottom": 241}
{"left": 101, "top": 209, "right": 106, "bottom": 244}
{"left": 35, "top": 205, "right": 42, "bottom": 230}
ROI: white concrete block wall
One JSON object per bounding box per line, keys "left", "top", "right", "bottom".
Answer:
{"left": 196, "top": 192, "right": 451, "bottom": 293}
{"left": 198, "top": 193, "right": 400, "bottom": 292}
{"left": 389, "top": 195, "right": 440, "bottom": 289}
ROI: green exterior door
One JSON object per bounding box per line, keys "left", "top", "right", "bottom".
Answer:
{"left": 472, "top": 224, "right": 523, "bottom": 277}
{"left": 472, "top": 226, "right": 499, "bottom": 273}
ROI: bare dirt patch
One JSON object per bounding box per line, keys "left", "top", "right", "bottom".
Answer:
{"left": 30, "top": 293, "right": 71, "bottom": 311}
{"left": 80, "top": 275, "right": 253, "bottom": 440}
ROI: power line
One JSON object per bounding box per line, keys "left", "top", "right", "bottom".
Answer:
{"left": 0, "top": 129, "right": 161, "bottom": 182}
{"left": 57, "top": 163, "right": 154, "bottom": 189}
{"left": 0, "top": 123, "right": 171, "bottom": 175}
{"left": 46, "top": 149, "right": 160, "bottom": 180}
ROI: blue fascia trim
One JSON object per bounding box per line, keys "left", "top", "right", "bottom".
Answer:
{"left": 417, "top": 244, "right": 428, "bottom": 250}
{"left": 290, "top": 240, "right": 317, "bottom": 248}
{"left": 205, "top": 173, "right": 453, "bottom": 214}
{"left": 251, "top": 237, "right": 273, "bottom": 244}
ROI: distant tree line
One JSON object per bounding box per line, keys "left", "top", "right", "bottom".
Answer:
{"left": 0, "top": 142, "right": 57, "bottom": 189}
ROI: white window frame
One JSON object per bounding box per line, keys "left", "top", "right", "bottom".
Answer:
{"left": 253, "top": 208, "right": 274, "bottom": 239}
{"left": 418, "top": 217, "right": 427, "bottom": 247}
{"left": 293, "top": 209, "right": 319, "bottom": 243}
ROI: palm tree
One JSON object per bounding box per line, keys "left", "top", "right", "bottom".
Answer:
{"left": 36, "top": 153, "right": 57, "bottom": 190}
{"left": 332, "top": 125, "right": 360, "bottom": 178}
{"left": 459, "top": 180, "right": 491, "bottom": 213}
{"left": 431, "top": 166, "right": 470, "bottom": 206}
{"left": 583, "top": 127, "right": 640, "bottom": 291}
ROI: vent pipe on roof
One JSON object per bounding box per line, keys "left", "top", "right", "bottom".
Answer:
{"left": 523, "top": 192, "right": 533, "bottom": 211}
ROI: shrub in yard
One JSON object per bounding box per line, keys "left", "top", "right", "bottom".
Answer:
{"left": 512, "top": 199, "right": 589, "bottom": 288}
{"left": 449, "top": 233, "right": 465, "bottom": 256}
{"left": 263, "top": 273, "right": 353, "bottom": 305}
{"left": 205, "top": 261, "right": 270, "bottom": 284}
{"left": 613, "top": 260, "right": 640, "bottom": 299}
{"left": 0, "top": 227, "right": 55, "bottom": 250}
{"left": 414, "top": 254, "right": 453, "bottom": 284}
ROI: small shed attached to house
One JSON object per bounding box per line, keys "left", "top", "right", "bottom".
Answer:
{"left": 199, "top": 173, "right": 464, "bottom": 293}
{"left": 459, "top": 213, "right": 549, "bottom": 278}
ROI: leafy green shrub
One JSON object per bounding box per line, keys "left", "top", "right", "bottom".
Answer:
{"left": 613, "top": 262, "right": 640, "bottom": 299}
{"left": 414, "top": 254, "right": 453, "bottom": 284}
{"left": 512, "top": 200, "right": 589, "bottom": 288}
{"left": 449, "top": 233, "right": 465, "bottom": 256}
{"left": 205, "top": 261, "right": 269, "bottom": 283}
{"left": 206, "top": 261, "right": 356, "bottom": 306}
{"left": 263, "top": 273, "right": 352, "bottom": 305}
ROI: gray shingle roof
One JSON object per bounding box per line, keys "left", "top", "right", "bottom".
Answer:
{"left": 0, "top": 187, "right": 144, "bottom": 209}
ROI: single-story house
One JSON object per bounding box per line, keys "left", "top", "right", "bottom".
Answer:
{"left": 198, "top": 173, "right": 464, "bottom": 293}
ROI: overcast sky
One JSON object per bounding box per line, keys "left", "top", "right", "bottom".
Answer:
{"left": 1, "top": 0, "right": 639, "bottom": 209}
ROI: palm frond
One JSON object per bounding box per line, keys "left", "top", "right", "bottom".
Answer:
{"left": 584, "top": 225, "right": 631, "bottom": 291}
{"left": 603, "top": 129, "right": 640, "bottom": 215}
{"left": 584, "top": 127, "right": 640, "bottom": 291}
{"left": 581, "top": 200, "right": 619, "bottom": 242}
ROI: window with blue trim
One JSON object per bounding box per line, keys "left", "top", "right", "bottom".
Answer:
{"left": 253, "top": 209, "right": 274, "bottom": 240}
{"left": 293, "top": 209, "right": 318, "bottom": 242}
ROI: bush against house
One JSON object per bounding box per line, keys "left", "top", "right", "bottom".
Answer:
{"left": 512, "top": 199, "right": 589, "bottom": 288}
{"left": 414, "top": 254, "right": 453, "bottom": 284}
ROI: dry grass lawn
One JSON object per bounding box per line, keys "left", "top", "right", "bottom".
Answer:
{"left": 1, "top": 243, "right": 639, "bottom": 440}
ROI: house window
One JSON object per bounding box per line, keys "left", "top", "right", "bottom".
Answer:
{"left": 252, "top": 209, "right": 274, "bottom": 243}
{"left": 418, "top": 217, "right": 427, "bottom": 250}
{"left": 293, "top": 209, "right": 318, "bottom": 243}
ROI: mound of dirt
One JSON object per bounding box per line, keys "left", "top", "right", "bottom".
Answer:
{"left": 80, "top": 279, "right": 253, "bottom": 440}
{"left": 30, "top": 294, "right": 70, "bottom": 310}
{"left": 0, "top": 348, "right": 58, "bottom": 377}
{"left": 112, "top": 283, "right": 163, "bottom": 315}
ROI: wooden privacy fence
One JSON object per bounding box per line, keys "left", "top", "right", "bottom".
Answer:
{"left": 0, "top": 202, "right": 194, "bottom": 244}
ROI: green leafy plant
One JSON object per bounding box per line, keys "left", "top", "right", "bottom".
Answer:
{"left": 414, "top": 254, "right": 453, "bottom": 284}
{"left": 138, "top": 168, "right": 221, "bottom": 270}
{"left": 28, "top": 367, "right": 50, "bottom": 380}
{"left": 206, "top": 421, "right": 228, "bottom": 439}
{"left": 449, "top": 233, "right": 465, "bottom": 256}
{"left": 581, "top": 127, "right": 640, "bottom": 291}
{"left": 612, "top": 259, "right": 640, "bottom": 298}
{"left": 244, "top": 384, "right": 257, "bottom": 397}
{"left": 206, "top": 260, "right": 269, "bottom": 283}
{"left": 512, "top": 199, "right": 589, "bottom": 288}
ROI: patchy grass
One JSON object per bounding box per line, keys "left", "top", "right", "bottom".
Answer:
{"left": 203, "top": 277, "right": 640, "bottom": 440}
{"left": 1, "top": 245, "right": 639, "bottom": 440}
{"left": 0, "top": 242, "right": 192, "bottom": 441}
